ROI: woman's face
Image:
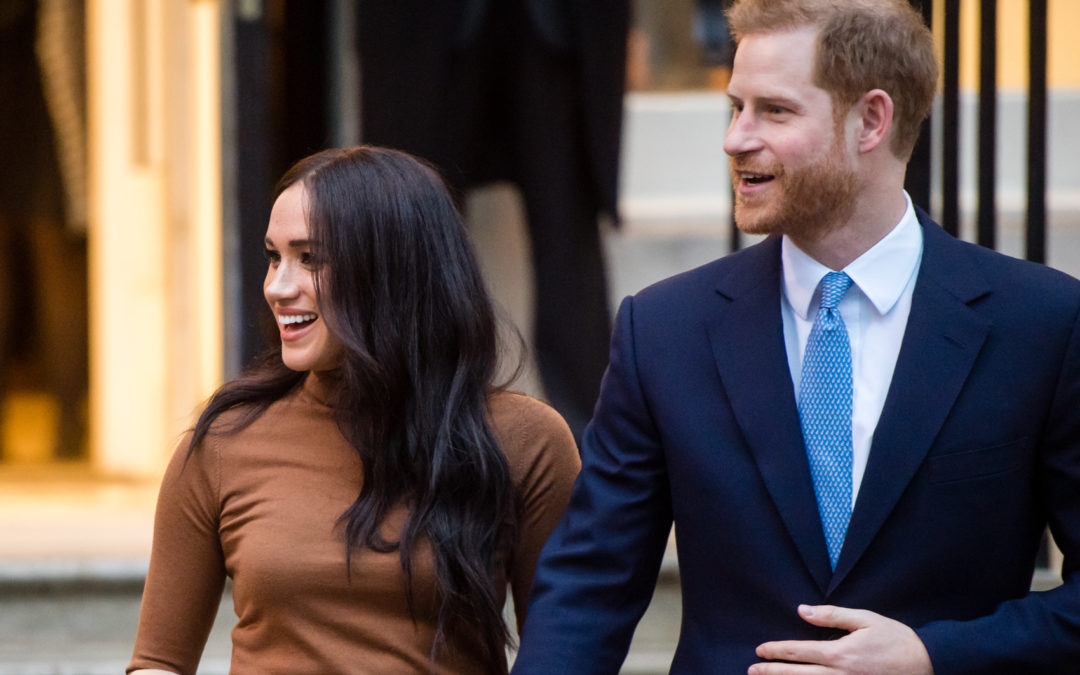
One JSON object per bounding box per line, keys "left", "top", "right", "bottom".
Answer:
{"left": 263, "top": 183, "right": 344, "bottom": 372}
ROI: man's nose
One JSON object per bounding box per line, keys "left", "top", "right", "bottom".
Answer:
{"left": 723, "top": 109, "right": 761, "bottom": 157}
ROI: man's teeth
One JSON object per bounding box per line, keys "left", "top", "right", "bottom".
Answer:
{"left": 279, "top": 314, "right": 316, "bottom": 325}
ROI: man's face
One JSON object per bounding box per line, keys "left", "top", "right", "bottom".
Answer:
{"left": 723, "top": 27, "right": 858, "bottom": 241}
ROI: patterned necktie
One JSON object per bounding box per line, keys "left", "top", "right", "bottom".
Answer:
{"left": 799, "top": 271, "right": 854, "bottom": 570}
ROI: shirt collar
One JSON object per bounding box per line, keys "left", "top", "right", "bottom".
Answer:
{"left": 782, "top": 191, "right": 923, "bottom": 320}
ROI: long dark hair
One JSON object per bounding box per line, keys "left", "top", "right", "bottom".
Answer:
{"left": 189, "top": 146, "right": 517, "bottom": 670}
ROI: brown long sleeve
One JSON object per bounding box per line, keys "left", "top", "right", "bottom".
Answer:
{"left": 128, "top": 379, "right": 579, "bottom": 674}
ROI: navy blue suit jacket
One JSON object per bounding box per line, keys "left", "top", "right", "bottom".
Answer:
{"left": 513, "top": 212, "right": 1080, "bottom": 673}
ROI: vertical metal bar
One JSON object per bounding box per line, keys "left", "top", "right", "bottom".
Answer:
{"left": 904, "top": 0, "right": 932, "bottom": 212}
{"left": 1026, "top": 0, "right": 1047, "bottom": 264}
{"left": 329, "top": 0, "right": 360, "bottom": 147}
{"left": 282, "top": 2, "right": 331, "bottom": 166}
{"left": 906, "top": 127, "right": 932, "bottom": 212}
{"left": 730, "top": 184, "right": 741, "bottom": 253}
{"left": 942, "top": 0, "right": 960, "bottom": 237}
{"left": 726, "top": 6, "right": 741, "bottom": 256}
{"left": 231, "top": 1, "right": 276, "bottom": 370}
{"left": 977, "top": 0, "right": 997, "bottom": 249}
{"left": 729, "top": 103, "right": 741, "bottom": 252}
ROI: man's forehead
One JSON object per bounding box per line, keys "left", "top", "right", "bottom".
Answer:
{"left": 729, "top": 27, "right": 824, "bottom": 98}
{"left": 733, "top": 25, "right": 819, "bottom": 63}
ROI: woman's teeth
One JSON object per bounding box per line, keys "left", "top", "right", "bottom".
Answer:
{"left": 279, "top": 314, "right": 316, "bottom": 325}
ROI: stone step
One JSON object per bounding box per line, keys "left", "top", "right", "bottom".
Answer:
{"left": 0, "top": 554, "right": 682, "bottom": 674}
{"left": 0, "top": 578, "right": 232, "bottom": 674}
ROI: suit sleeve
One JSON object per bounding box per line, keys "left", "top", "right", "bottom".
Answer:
{"left": 915, "top": 304, "right": 1080, "bottom": 674}
{"left": 512, "top": 296, "right": 674, "bottom": 674}
{"left": 127, "top": 433, "right": 227, "bottom": 674}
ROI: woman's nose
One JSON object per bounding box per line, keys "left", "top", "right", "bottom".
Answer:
{"left": 264, "top": 263, "right": 300, "bottom": 301}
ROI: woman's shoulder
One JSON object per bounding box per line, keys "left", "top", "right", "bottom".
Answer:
{"left": 194, "top": 401, "right": 268, "bottom": 450}
{"left": 217, "top": 374, "right": 320, "bottom": 424}
{"left": 190, "top": 370, "right": 316, "bottom": 444}
{"left": 487, "top": 390, "right": 579, "bottom": 482}
{"left": 487, "top": 390, "right": 573, "bottom": 441}
{"left": 189, "top": 382, "right": 315, "bottom": 457}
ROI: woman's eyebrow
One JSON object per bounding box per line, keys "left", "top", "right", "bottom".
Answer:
{"left": 263, "top": 236, "right": 312, "bottom": 247}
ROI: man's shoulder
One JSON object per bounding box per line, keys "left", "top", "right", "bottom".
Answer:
{"left": 632, "top": 235, "right": 779, "bottom": 307}
{"left": 923, "top": 222, "right": 1080, "bottom": 302}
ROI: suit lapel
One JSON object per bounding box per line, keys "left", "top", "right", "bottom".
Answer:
{"left": 829, "top": 213, "right": 992, "bottom": 592}
{"left": 706, "top": 236, "right": 834, "bottom": 592}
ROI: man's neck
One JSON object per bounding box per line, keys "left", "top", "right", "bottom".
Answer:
{"left": 788, "top": 189, "right": 908, "bottom": 270}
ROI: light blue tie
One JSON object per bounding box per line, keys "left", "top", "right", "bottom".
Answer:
{"left": 799, "top": 271, "right": 854, "bottom": 570}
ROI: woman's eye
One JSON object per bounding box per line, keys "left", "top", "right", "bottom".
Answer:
{"left": 300, "top": 251, "right": 313, "bottom": 266}
{"left": 263, "top": 248, "right": 280, "bottom": 265}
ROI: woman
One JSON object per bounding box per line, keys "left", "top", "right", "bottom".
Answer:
{"left": 128, "top": 146, "right": 580, "bottom": 674}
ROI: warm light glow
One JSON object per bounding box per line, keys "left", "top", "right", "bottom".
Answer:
{"left": 191, "top": 4, "right": 224, "bottom": 404}
{"left": 86, "top": 0, "right": 222, "bottom": 477}
{"left": 88, "top": 0, "right": 169, "bottom": 477}
{"left": 1047, "top": 0, "right": 1080, "bottom": 88}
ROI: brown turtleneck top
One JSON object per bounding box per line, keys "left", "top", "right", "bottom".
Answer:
{"left": 128, "top": 374, "right": 579, "bottom": 674}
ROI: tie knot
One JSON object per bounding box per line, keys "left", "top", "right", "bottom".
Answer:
{"left": 819, "top": 272, "right": 852, "bottom": 310}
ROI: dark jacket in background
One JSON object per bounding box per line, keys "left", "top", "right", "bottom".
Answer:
{"left": 358, "top": 0, "right": 630, "bottom": 438}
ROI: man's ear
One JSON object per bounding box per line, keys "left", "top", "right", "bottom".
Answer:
{"left": 854, "top": 89, "right": 893, "bottom": 154}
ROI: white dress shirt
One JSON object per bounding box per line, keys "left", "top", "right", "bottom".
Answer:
{"left": 781, "top": 191, "right": 924, "bottom": 502}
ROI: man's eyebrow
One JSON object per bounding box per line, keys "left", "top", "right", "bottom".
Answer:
{"left": 738, "top": 95, "right": 805, "bottom": 113}
{"left": 727, "top": 92, "right": 804, "bottom": 110}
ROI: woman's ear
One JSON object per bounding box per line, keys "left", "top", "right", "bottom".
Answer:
{"left": 855, "top": 88, "right": 894, "bottom": 154}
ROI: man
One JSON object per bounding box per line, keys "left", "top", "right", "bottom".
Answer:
{"left": 512, "top": 0, "right": 1080, "bottom": 673}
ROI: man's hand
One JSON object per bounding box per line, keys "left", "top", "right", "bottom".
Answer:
{"left": 747, "top": 604, "right": 933, "bottom": 675}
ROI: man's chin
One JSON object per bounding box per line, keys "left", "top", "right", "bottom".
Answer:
{"left": 735, "top": 222, "right": 776, "bottom": 236}
{"left": 733, "top": 207, "right": 780, "bottom": 236}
